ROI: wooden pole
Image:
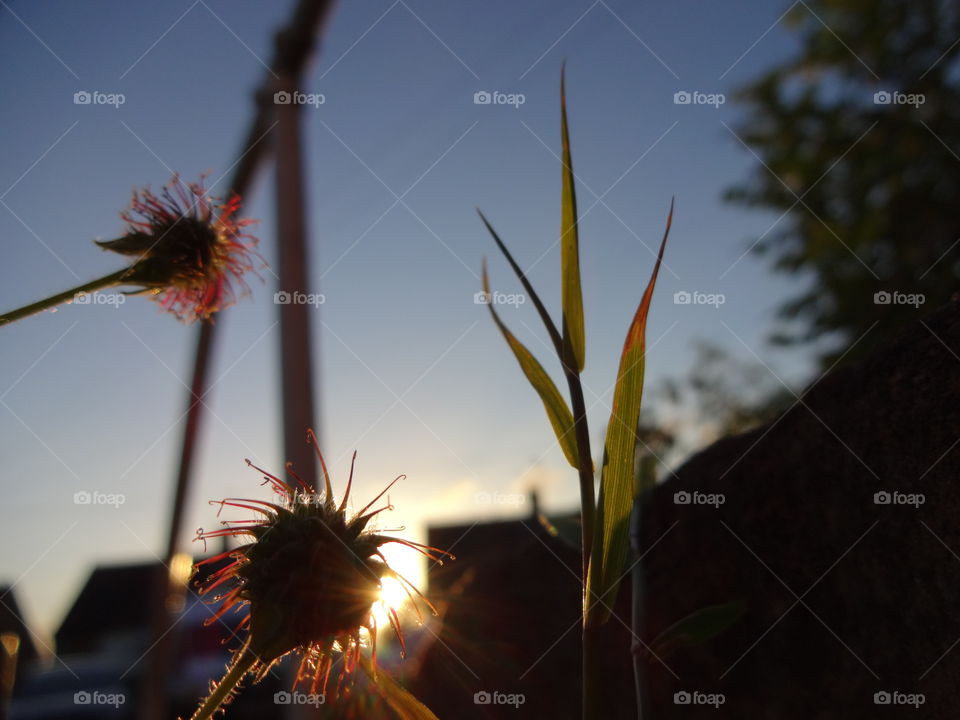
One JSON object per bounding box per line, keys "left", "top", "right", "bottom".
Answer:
{"left": 139, "top": 3, "right": 334, "bottom": 718}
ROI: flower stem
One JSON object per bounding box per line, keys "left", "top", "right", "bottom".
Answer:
{"left": 0, "top": 267, "right": 134, "bottom": 327}
{"left": 190, "top": 645, "right": 257, "bottom": 720}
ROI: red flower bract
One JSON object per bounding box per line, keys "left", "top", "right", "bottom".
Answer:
{"left": 192, "top": 431, "right": 453, "bottom": 698}
{"left": 97, "top": 174, "right": 259, "bottom": 322}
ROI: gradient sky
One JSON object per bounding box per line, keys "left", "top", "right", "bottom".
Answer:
{"left": 0, "top": 0, "right": 818, "bottom": 646}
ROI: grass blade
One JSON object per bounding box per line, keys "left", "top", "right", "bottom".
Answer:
{"left": 482, "top": 261, "right": 579, "bottom": 468}
{"left": 560, "top": 64, "right": 586, "bottom": 372}
{"left": 648, "top": 601, "right": 745, "bottom": 659}
{"left": 359, "top": 655, "right": 440, "bottom": 720}
{"left": 586, "top": 200, "right": 673, "bottom": 626}
{"left": 477, "top": 210, "right": 563, "bottom": 359}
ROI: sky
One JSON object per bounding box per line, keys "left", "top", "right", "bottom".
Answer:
{"left": 0, "top": 0, "right": 817, "bottom": 645}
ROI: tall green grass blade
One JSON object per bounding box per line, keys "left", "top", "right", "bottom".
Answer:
{"left": 560, "top": 64, "right": 586, "bottom": 372}
{"left": 586, "top": 201, "right": 672, "bottom": 626}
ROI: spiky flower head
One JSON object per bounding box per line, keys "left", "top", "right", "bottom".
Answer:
{"left": 97, "top": 174, "right": 259, "bottom": 322}
{"left": 193, "top": 431, "right": 452, "bottom": 700}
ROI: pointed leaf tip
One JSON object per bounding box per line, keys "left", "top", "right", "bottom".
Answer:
{"left": 559, "top": 67, "right": 585, "bottom": 372}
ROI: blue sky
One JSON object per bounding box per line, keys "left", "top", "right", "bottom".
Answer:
{"left": 0, "top": 0, "right": 815, "bottom": 644}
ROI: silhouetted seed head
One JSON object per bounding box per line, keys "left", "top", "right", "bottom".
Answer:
{"left": 193, "top": 430, "right": 454, "bottom": 695}
{"left": 97, "top": 174, "right": 259, "bottom": 322}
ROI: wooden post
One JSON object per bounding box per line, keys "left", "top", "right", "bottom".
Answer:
{"left": 139, "top": 3, "right": 334, "bottom": 718}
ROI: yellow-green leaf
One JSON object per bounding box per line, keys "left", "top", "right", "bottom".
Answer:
{"left": 482, "top": 261, "right": 579, "bottom": 469}
{"left": 560, "top": 64, "right": 585, "bottom": 372}
{"left": 359, "top": 655, "right": 440, "bottom": 720}
{"left": 648, "top": 601, "right": 745, "bottom": 660}
{"left": 586, "top": 201, "right": 672, "bottom": 626}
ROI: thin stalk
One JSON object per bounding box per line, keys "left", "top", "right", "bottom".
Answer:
{"left": 582, "top": 622, "right": 603, "bottom": 720}
{"left": 477, "top": 211, "right": 595, "bottom": 579}
{"left": 189, "top": 645, "right": 257, "bottom": 720}
{"left": 478, "top": 210, "right": 598, "bottom": 717}
{"left": 565, "top": 354, "right": 594, "bottom": 582}
{"left": 0, "top": 268, "right": 133, "bottom": 327}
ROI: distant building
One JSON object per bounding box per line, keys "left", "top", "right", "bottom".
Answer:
{"left": 409, "top": 502, "right": 636, "bottom": 718}
{"left": 12, "top": 558, "right": 284, "bottom": 720}
{"left": 55, "top": 562, "right": 155, "bottom": 657}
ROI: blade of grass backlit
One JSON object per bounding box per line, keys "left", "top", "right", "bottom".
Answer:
{"left": 560, "top": 63, "right": 586, "bottom": 372}
{"left": 478, "top": 210, "right": 564, "bottom": 358}
{"left": 586, "top": 200, "right": 672, "bottom": 626}
{"left": 482, "top": 261, "right": 580, "bottom": 468}
{"left": 359, "top": 655, "right": 440, "bottom": 720}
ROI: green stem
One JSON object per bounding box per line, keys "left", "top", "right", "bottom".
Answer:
{"left": 582, "top": 622, "right": 602, "bottom": 720}
{"left": 0, "top": 268, "right": 134, "bottom": 327}
{"left": 566, "top": 368, "right": 594, "bottom": 582}
{"left": 190, "top": 645, "right": 257, "bottom": 720}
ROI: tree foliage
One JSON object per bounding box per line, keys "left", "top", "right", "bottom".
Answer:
{"left": 727, "top": 0, "right": 960, "bottom": 365}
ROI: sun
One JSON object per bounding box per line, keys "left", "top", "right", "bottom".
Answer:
{"left": 372, "top": 575, "right": 410, "bottom": 628}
